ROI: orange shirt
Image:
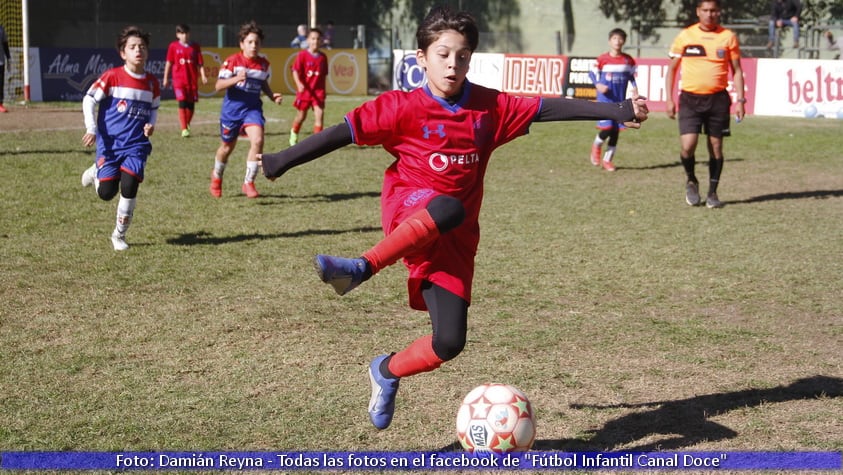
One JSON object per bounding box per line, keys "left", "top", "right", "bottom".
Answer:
{"left": 669, "top": 23, "right": 740, "bottom": 94}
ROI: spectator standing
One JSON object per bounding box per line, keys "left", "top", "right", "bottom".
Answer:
{"left": 290, "top": 24, "right": 308, "bottom": 48}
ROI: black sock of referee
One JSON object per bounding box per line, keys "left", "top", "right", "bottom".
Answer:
{"left": 708, "top": 157, "right": 723, "bottom": 194}
{"left": 681, "top": 155, "right": 697, "bottom": 183}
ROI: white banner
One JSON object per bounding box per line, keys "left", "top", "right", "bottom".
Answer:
{"left": 754, "top": 59, "right": 843, "bottom": 118}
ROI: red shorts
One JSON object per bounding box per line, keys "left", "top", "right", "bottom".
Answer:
{"left": 382, "top": 187, "right": 477, "bottom": 311}
{"left": 293, "top": 91, "right": 326, "bottom": 111}
{"left": 173, "top": 85, "right": 199, "bottom": 103}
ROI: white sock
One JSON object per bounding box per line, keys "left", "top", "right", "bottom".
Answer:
{"left": 115, "top": 197, "right": 136, "bottom": 236}
{"left": 214, "top": 160, "right": 226, "bottom": 178}
{"left": 603, "top": 146, "right": 616, "bottom": 162}
{"left": 244, "top": 161, "right": 259, "bottom": 183}
{"left": 593, "top": 135, "right": 604, "bottom": 146}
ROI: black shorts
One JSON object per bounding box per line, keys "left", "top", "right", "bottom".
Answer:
{"left": 678, "top": 89, "right": 731, "bottom": 138}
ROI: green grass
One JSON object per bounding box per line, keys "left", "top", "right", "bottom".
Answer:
{"left": 1, "top": 98, "right": 841, "bottom": 463}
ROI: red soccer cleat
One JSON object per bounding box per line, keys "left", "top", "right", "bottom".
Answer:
{"left": 210, "top": 171, "right": 222, "bottom": 198}
{"left": 242, "top": 181, "right": 259, "bottom": 198}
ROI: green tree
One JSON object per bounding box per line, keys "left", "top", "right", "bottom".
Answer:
{"left": 598, "top": 0, "right": 839, "bottom": 40}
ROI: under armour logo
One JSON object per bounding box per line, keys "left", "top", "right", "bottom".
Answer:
{"left": 422, "top": 124, "right": 446, "bottom": 139}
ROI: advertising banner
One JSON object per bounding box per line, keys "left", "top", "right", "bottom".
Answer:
{"left": 37, "top": 47, "right": 367, "bottom": 102}
{"left": 753, "top": 59, "right": 843, "bottom": 118}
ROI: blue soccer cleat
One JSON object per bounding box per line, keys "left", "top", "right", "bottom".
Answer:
{"left": 314, "top": 254, "right": 368, "bottom": 295}
{"left": 368, "top": 354, "right": 400, "bottom": 430}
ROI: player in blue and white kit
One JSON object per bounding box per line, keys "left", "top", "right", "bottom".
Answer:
{"left": 588, "top": 28, "right": 637, "bottom": 171}
{"left": 81, "top": 26, "right": 160, "bottom": 251}
{"left": 209, "top": 21, "right": 283, "bottom": 199}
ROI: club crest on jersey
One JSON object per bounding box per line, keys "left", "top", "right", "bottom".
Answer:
{"left": 116, "top": 99, "right": 128, "bottom": 113}
{"left": 422, "top": 124, "right": 446, "bottom": 139}
{"left": 717, "top": 49, "right": 726, "bottom": 59}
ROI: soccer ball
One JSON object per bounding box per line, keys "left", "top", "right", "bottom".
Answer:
{"left": 456, "top": 383, "right": 536, "bottom": 453}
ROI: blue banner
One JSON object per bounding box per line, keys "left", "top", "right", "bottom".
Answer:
{"left": 1, "top": 451, "right": 840, "bottom": 471}
{"left": 38, "top": 48, "right": 172, "bottom": 102}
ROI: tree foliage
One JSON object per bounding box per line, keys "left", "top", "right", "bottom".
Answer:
{"left": 597, "top": 0, "right": 841, "bottom": 39}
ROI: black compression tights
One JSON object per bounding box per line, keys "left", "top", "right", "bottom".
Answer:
{"left": 422, "top": 281, "right": 468, "bottom": 362}
{"left": 599, "top": 126, "right": 620, "bottom": 146}
{"left": 97, "top": 173, "right": 140, "bottom": 201}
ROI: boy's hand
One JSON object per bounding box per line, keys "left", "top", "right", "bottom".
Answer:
{"left": 82, "top": 133, "right": 96, "bottom": 147}
{"left": 272, "top": 93, "right": 283, "bottom": 105}
{"left": 144, "top": 124, "right": 155, "bottom": 137}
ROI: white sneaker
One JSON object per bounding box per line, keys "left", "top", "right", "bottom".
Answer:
{"left": 111, "top": 230, "right": 129, "bottom": 251}
{"left": 81, "top": 164, "right": 97, "bottom": 187}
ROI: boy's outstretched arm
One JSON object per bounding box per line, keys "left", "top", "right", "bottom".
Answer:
{"left": 536, "top": 96, "right": 648, "bottom": 128}
{"left": 259, "top": 122, "right": 353, "bottom": 179}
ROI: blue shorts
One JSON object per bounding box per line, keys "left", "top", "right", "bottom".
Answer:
{"left": 95, "top": 147, "right": 150, "bottom": 183}
{"left": 219, "top": 109, "right": 265, "bottom": 143}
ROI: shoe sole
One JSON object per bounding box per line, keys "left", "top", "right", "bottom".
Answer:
{"left": 313, "top": 255, "right": 352, "bottom": 295}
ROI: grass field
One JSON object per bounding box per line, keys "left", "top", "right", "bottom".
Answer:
{"left": 0, "top": 97, "right": 841, "bottom": 469}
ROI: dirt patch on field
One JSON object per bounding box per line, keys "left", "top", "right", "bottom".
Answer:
{"left": 0, "top": 103, "right": 182, "bottom": 133}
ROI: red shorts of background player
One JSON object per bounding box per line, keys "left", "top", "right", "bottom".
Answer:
{"left": 173, "top": 85, "right": 199, "bottom": 103}
{"left": 293, "top": 91, "right": 326, "bottom": 111}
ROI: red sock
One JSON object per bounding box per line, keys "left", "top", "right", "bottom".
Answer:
{"left": 313, "top": 124, "right": 323, "bottom": 134}
{"left": 178, "top": 108, "right": 188, "bottom": 130}
{"left": 362, "top": 208, "right": 438, "bottom": 274}
{"left": 185, "top": 107, "right": 194, "bottom": 127}
{"left": 387, "top": 335, "right": 444, "bottom": 378}
{"left": 291, "top": 123, "right": 302, "bottom": 134}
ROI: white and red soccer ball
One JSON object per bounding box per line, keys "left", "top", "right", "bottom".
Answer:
{"left": 456, "top": 383, "right": 536, "bottom": 453}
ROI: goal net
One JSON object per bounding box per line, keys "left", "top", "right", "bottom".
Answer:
{"left": 0, "top": 0, "right": 24, "bottom": 104}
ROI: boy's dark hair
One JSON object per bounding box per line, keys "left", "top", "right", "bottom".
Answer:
{"left": 609, "top": 28, "right": 627, "bottom": 40}
{"left": 117, "top": 26, "right": 150, "bottom": 52}
{"left": 239, "top": 20, "right": 264, "bottom": 42}
{"left": 309, "top": 27, "right": 323, "bottom": 37}
{"left": 176, "top": 24, "right": 191, "bottom": 34}
{"left": 698, "top": 0, "right": 721, "bottom": 6}
{"left": 416, "top": 5, "right": 479, "bottom": 52}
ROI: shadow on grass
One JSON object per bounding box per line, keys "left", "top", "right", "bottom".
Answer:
{"left": 254, "top": 191, "right": 381, "bottom": 203}
{"left": 619, "top": 158, "right": 747, "bottom": 171}
{"left": 727, "top": 189, "right": 843, "bottom": 205}
{"left": 167, "top": 226, "right": 380, "bottom": 245}
{"left": 436, "top": 375, "right": 843, "bottom": 452}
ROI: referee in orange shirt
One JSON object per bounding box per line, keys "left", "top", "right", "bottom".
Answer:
{"left": 665, "top": 0, "right": 746, "bottom": 209}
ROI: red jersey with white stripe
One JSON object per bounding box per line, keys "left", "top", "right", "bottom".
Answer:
{"left": 165, "top": 40, "right": 204, "bottom": 88}
{"left": 345, "top": 82, "right": 541, "bottom": 308}
{"left": 218, "top": 53, "right": 271, "bottom": 118}
{"left": 292, "top": 49, "right": 328, "bottom": 101}
{"left": 86, "top": 66, "right": 160, "bottom": 155}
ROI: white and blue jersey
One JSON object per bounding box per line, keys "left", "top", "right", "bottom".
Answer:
{"left": 87, "top": 66, "right": 160, "bottom": 156}
{"left": 218, "top": 52, "right": 271, "bottom": 141}
{"left": 85, "top": 66, "right": 160, "bottom": 181}
{"left": 589, "top": 52, "right": 636, "bottom": 129}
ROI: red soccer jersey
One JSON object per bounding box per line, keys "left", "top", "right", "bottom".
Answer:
{"left": 292, "top": 49, "right": 328, "bottom": 101}
{"left": 345, "top": 83, "right": 541, "bottom": 309}
{"left": 165, "top": 40, "right": 204, "bottom": 88}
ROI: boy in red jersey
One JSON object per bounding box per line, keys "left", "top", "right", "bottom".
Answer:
{"left": 209, "top": 21, "right": 282, "bottom": 199}
{"left": 163, "top": 24, "right": 207, "bottom": 138}
{"left": 80, "top": 26, "right": 160, "bottom": 251}
{"left": 259, "top": 6, "right": 648, "bottom": 430}
{"left": 289, "top": 27, "right": 328, "bottom": 146}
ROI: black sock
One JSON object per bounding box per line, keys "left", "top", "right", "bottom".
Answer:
{"left": 709, "top": 157, "right": 723, "bottom": 194}
{"left": 681, "top": 156, "right": 697, "bottom": 183}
